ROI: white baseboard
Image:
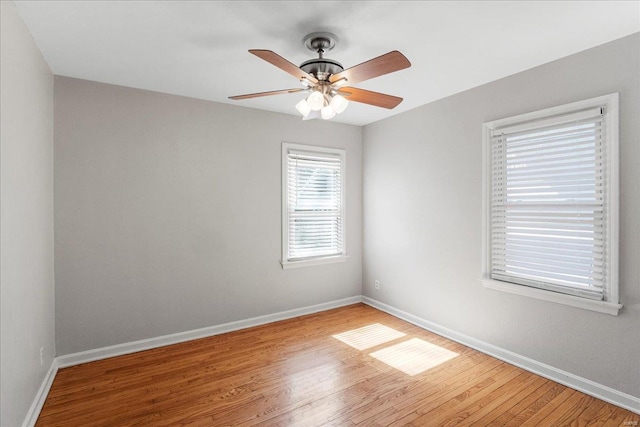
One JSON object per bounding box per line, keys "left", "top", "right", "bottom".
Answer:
{"left": 362, "top": 296, "right": 640, "bottom": 415}
{"left": 57, "top": 295, "right": 362, "bottom": 368}
{"left": 22, "top": 359, "right": 58, "bottom": 427}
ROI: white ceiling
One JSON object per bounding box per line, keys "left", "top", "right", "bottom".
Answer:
{"left": 13, "top": 1, "right": 640, "bottom": 126}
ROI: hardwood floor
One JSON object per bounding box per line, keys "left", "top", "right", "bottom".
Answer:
{"left": 37, "top": 304, "right": 639, "bottom": 426}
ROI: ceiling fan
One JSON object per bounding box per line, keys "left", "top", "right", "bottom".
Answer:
{"left": 229, "top": 32, "right": 411, "bottom": 120}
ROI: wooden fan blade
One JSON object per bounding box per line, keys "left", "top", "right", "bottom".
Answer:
{"left": 330, "top": 51, "right": 410, "bottom": 85}
{"left": 229, "top": 88, "right": 305, "bottom": 100}
{"left": 249, "top": 50, "right": 318, "bottom": 84}
{"left": 337, "top": 87, "right": 403, "bottom": 109}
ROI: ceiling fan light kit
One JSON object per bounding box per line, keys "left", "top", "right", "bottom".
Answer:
{"left": 296, "top": 85, "right": 350, "bottom": 119}
{"left": 229, "top": 32, "right": 411, "bottom": 121}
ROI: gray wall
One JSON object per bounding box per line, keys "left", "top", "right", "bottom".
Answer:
{"left": 0, "top": 2, "right": 55, "bottom": 426}
{"left": 362, "top": 33, "right": 640, "bottom": 398}
{"left": 53, "top": 77, "right": 363, "bottom": 355}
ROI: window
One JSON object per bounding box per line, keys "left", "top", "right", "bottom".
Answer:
{"left": 282, "top": 143, "right": 346, "bottom": 269}
{"left": 482, "top": 94, "right": 621, "bottom": 315}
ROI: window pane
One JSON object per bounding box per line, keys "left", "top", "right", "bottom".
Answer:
{"left": 288, "top": 216, "right": 343, "bottom": 259}
{"left": 284, "top": 146, "right": 345, "bottom": 263}
{"left": 491, "top": 115, "right": 606, "bottom": 299}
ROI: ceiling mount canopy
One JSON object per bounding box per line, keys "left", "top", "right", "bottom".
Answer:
{"left": 229, "top": 32, "right": 411, "bottom": 121}
{"left": 303, "top": 32, "right": 338, "bottom": 56}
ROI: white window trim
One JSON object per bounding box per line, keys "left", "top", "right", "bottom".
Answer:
{"left": 281, "top": 142, "right": 347, "bottom": 269}
{"left": 281, "top": 254, "right": 347, "bottom": 270}
{"left": 481, "top": 93, "right": 622, "bottom": 316}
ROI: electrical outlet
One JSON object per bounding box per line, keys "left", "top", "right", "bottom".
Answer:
{"left": 375, "top": 280, "right": 380, "bottom": 290}
{"left": 40, "top": 347, "right": 44, "bottom": 366}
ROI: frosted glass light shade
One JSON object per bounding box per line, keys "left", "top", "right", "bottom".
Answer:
{"left": 330, "top": 94, "right": 349, "bottom": 114}
{"left": 295, "top": 99, "right": 311, "bottom": 117}
{"left": 307, "top": 91, "right": 325, "bottom": 111}
{"left": 321, "top": 105, "right": 337, "bottom": 120}
{"left": 302, "top": 110, "right": 321, "bottom": 121}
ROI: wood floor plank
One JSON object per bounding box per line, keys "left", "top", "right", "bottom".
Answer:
{"left": 603, "top": 407, "right": 640, "bottom": 427}
{"left": 332, "top": 351, "right": 486, "bottom": 425}
{"left": 543, "top": 390, "right": 595, "bottom": 426}
{"left": 372, "top": 360, "right": 512, "bottom": 425}
{"left": 575, "top": 400, "right": 618, "bottom": 427}
{"left": 469, "top": 374, "right": 549, "bottom": 426}
{"left": 358, "top": 356, "right": 506, "bottom": 426}
{"left": 403, "top": 363, "right": 524, "bottom": 425}
{"left": 36, "top": 303, "right": 638, "bottom": 426}
{"left": 446, "top": 371, "right": 541, "bottom": 425}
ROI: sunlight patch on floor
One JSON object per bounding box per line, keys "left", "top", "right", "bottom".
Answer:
{"left": 332, "top": 323, "right": 406, "bottom": 350}
{"left": 369, "top": 338, "right": 459, "bottom": 376}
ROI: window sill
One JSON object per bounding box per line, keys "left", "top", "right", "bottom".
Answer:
{"left": 281, "top": 255, "right": 347, "bottom": 270}
{"left": 480, "top": 277, "right": 622, "bottom": 316}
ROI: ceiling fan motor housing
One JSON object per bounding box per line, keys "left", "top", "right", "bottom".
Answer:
{"left": 299, "top": 58, "right": 344, "bottom": 81}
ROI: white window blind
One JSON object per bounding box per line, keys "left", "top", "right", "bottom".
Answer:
{"left": 283, "top": 144, "right": 345, "bottom": 266}
{"left": 490, "top": 107, "right": 608, "bottom": 300}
